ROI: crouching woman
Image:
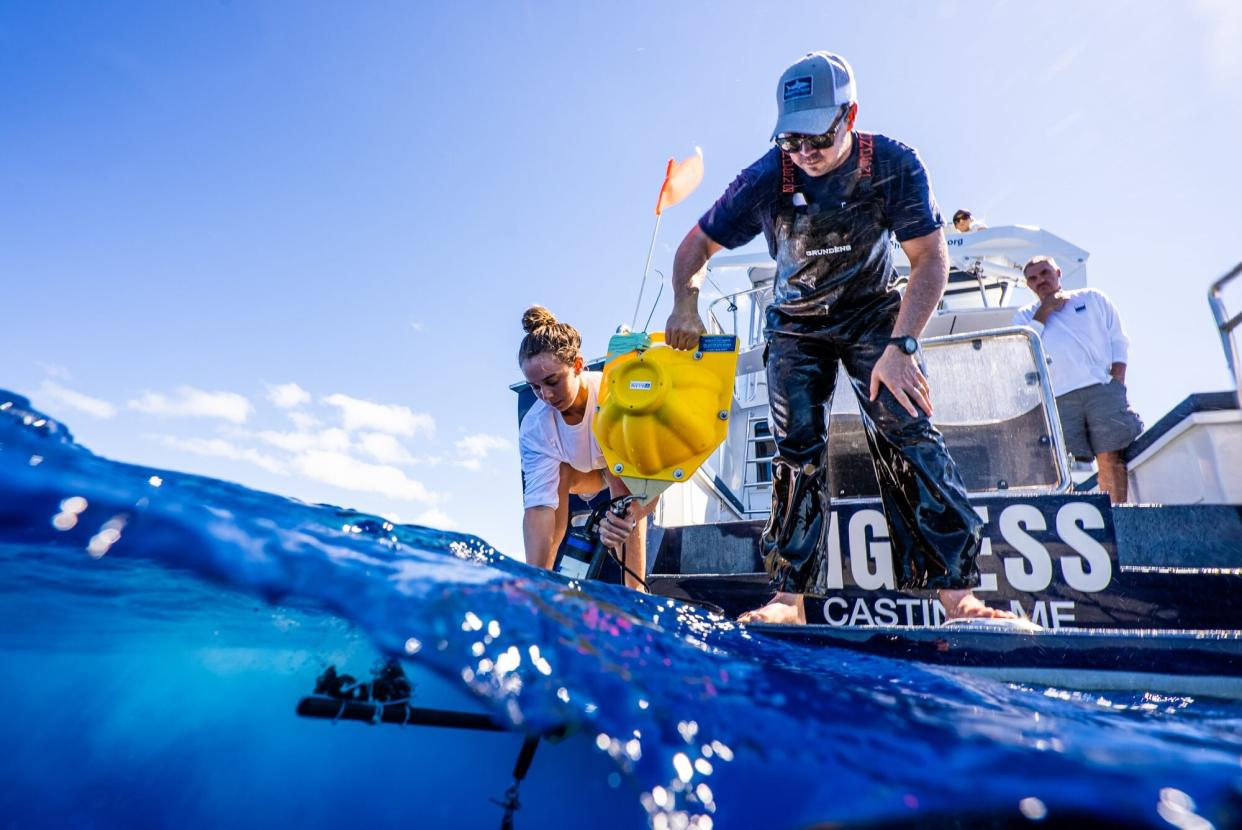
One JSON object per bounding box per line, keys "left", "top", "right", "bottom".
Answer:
{"left": 517, "top": 306, "right": 655, "bottom": 591}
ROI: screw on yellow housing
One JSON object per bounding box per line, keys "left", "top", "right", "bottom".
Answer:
{"left": 593, "top": 332, "right": 739, "bottom": 505}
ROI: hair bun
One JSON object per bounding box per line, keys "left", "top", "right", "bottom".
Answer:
{"left": 522, "top": 305, "right": 557, "bottom": 334}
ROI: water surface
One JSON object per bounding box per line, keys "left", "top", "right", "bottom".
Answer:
{"left": 1, "top": 390, "right": 1238, "bottom": 829}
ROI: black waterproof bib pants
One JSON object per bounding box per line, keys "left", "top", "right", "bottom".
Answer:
{"left": 761, "top": 137, "right": 982, "bottom": 595}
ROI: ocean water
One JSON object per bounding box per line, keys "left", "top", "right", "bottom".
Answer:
{"left": 1, "top": 389, "right": 1239, "bottom": 830}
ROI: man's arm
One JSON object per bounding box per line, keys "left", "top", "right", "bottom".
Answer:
{"left": 1100, "top": 292, "right": 1130, "bottom": 383}
{"left": 868, "top": 229, "right": 948, "bottom": 416}
{"left": 892, "top": 229, "right": 949, "bottom": 338}
{"left": 664, "top": 225, "right": 724, "bottom": 350}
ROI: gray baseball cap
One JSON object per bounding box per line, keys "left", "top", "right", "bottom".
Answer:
{"left": 772, "top": 51, "right": 857, "bottom": 139}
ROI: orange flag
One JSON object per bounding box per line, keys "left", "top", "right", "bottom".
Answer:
{"left": 655, "top": 146, "right": 704, "bottom": 216}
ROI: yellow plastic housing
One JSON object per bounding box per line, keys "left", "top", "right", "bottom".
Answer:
{"left": 593, "top": 333, "right": 739, "bottom": 483}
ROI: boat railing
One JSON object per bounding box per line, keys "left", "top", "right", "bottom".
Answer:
{"left": 725, "top": 327, "right": 1071, "bottom": 518}
{"left": 707, "top": 286, "right": 771, "bottom": 406}
{"left": 921, "top": 326, "right": 1073, "bottom": 495}
{"left": 1208, "top": 261, "right": 1242, "bottom": 407}
{"left": 891, "top": 266, "right": 1020, "bottom": 310}
{"left": 706, "top": 270, "right": 1028, "bottom": 354}
{"left": 706, "top": 284, "right": 771, "bottom": 350}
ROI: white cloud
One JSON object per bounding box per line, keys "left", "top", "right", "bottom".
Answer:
{"left": 1037, "top": 38, "right": 1088, "bottom": 84}
{"left": 289, "top": 411, "right": 319, "bottom": 431}
{"left": 255, "top": 426, "right": 351, "bottom": 454}
{"left": 38, "top": 381, "right": 117, "bottom": 419}
{"left": 158, "top": 435, "right": 286, "bottom": 475}
{"left": 1194, "top": 0, "right": 1242, "bottom": 88}
{"left": 155, "top": 427, "right": 441, "bottom": 505}
{"left": 130, "top": 386, "right": 252, "bottom": 423}
{"left": 410, "top": 322, "right": 424, "bottom": 332}
{"left": 357, "top": 431, "right": 415, "bottom": 464}
{"left": 324, "top": 393, "right": 435, "bottom": 438}
{"left": 134, "top": 387, "right": 453, "bottom": 510}
{"left": 37, "top": 363, "right": 72, "bottom": 381}
{"left": 455, "top": 433, "right": 512, "bottom": 470}
{"left": 413, "top": 508, "right": 456, "bottom": 530}
{"left": 290, "top": 450, "right": 437, "bottom": 503}
{"left": 457, "top": 433, "right": 511, "bottom": 457}
{"left": 266, "top": 382, "right": 311, "bottom": 409}
{"left": 252, "top": 426, "right": 420, "bottom": 466}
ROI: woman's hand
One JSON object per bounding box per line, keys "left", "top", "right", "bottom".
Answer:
{"left": 598, "top": 502, "right": 638, "bottom": 550}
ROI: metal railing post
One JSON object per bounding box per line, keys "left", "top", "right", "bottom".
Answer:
{"left": 1208, "top": 262, "right": 1242, "bottom": 408}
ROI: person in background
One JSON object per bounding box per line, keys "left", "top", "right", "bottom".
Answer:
{"left": 517, "top": 306, "right": 655, "bottom": 590}
{"left": 663, "top": 51, "right": 1013, "bottom": 625}
{"left": 952, "top": 209, "right": 987, "bottom": 233}
{"left": 1014, "top": 257, "right": 1143, "bottom": 504}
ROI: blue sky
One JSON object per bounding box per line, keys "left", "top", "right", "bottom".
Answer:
{"left": 4, "top": 1, "right": 1241, "bottom": 558}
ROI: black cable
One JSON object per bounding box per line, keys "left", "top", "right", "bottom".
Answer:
{"left": 608, "top": 541, "right": 648, "bottom": 592}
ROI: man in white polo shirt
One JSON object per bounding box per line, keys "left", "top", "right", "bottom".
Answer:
{"left": 1014, "top": 256, "right": 1143, "bottom": 503}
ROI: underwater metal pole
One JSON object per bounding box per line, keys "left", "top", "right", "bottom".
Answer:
{"left": 295, "top": 697, "right": 510, "bottom": 731}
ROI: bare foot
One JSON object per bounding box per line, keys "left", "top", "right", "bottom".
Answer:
{"left": 939, "top": 588, "right": 1016, "bottom": 621}
{"left": 737, "top": 592, "right": 806, "bottom": 625}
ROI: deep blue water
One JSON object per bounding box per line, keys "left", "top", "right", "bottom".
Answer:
{"left": 1, "top": 389, "right": 1239, "bottom": 830}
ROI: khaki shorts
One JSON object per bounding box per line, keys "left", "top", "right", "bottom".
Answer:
{"left": 1055, "top": 380, "right": 1143, "bottom": 460}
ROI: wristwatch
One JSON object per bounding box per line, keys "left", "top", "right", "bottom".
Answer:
{"left": 886, "top": 335, "right": 919, "bottom": 355}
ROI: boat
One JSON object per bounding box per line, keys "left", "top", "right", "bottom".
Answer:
{"left": 513, "top": 226, "right": 1242, "bottom": 699}
{"left": 3, "top": 235, "right": 1237, "bottom": 830}
{"left": 757, "top": 623, "right": 1242, "bottom": 701}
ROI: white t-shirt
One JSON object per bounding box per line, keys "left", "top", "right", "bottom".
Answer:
{"left": 1012, "top": 288, "right": 1130, "bottom": 396}
{"left": 519, "top": 370, "right": 606, "bottom": 510}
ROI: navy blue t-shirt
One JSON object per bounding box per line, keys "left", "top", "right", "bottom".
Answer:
{"left": 699, "top": 134, "right": 943, "bottom": 258}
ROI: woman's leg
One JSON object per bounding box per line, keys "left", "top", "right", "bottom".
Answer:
{"left": 602, "top": 470, "right": 653, "bottom": 592}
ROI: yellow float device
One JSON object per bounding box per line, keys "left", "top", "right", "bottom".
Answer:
{"left": 593, "top": 332, "right": 739, "bottom": 504}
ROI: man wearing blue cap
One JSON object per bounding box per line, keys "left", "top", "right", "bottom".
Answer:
{"left": 664, "top": 52, "right": 1012, "bottom": 624}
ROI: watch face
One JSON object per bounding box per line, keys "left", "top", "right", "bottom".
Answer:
{"left": 891, "top": 336, "right": 917, "bottom": 354}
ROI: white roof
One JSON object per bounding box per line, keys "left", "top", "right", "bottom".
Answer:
{"left": 933, "top": 225, "right": 1090, "bottom": 290}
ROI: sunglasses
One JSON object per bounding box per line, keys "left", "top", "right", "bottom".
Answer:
{"left": 775, "top": 106, "right": 850, "bottom": 153}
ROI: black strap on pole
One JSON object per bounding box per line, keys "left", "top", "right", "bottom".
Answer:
{"left": 495, "top": 735, "right": 541, "bottom": 830}
{"left": 296, "top": 697, "right": 509, "bottom": 731}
